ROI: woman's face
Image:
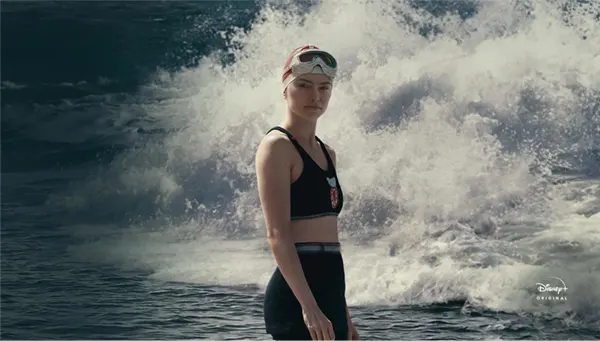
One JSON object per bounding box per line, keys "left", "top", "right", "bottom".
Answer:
{"left": 285, "top": 73, "right": 332, "bottom": 120}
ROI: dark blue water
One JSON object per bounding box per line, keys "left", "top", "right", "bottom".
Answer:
{"left": 2, "top": 1, "right": 599, "bottom": 340}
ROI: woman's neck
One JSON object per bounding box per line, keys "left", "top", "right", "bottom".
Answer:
{"left": 280, "top": 115, "right": 318, "bottom": 148}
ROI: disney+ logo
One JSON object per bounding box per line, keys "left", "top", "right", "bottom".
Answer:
{"left": 536, "top": 276, "right": 568, "bottom": 301}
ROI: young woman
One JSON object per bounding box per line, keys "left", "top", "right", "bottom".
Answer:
{"left": 255, "top": 45, "right": 359, "bottom": 340}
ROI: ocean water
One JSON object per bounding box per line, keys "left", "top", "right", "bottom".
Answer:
{"left": 1, "top": 0, "right": 599, "bottom": 339}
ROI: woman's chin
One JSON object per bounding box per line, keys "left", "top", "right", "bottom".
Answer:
{"left": 303, "top": 107, "right": 324, "bottom": 116}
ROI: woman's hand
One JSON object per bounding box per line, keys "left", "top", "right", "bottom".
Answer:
{"left": 302, "top": 306, "right": 335, "bottom": 340}
{"left": 347, "top": 319, "right": 360, "bottom": 340}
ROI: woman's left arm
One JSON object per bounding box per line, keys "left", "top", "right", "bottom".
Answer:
{"left": 327, "top": 143, "right": 360, "bottom": 339}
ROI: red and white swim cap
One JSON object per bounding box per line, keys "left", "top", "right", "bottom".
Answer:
{"left": 282, "top": 45, "right": 338, "bottom": 91}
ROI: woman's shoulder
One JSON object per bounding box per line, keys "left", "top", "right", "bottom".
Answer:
{"left": 255, "top": 131, "right": 294, "bottom": 165}
{"left": 321, "top": 141, "right": 337, "bottom": 166}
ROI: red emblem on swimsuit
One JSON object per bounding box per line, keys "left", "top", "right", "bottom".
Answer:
{"left": 327, "top": 176, "right": 338, "bottom": 209}
{"left": 330, "top": 187, "right": 338, "bottom": 209}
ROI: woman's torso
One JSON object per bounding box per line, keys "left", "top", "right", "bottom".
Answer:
{"left": 267, "top": 127, "right": 343, "bottom": 243}
{"left": 289, "top": 216, "right": 339, "bottom": 242}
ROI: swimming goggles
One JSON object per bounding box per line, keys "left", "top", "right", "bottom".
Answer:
{"left": 283, "top": 46, "right": 338, "bottom": 85}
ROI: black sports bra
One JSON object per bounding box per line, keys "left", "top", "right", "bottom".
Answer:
{"left": 266, "top": 126, "right": 344, "bottom": 220}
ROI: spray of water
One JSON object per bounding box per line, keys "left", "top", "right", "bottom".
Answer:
{"left": 65, "top": 0, "right": 600, "bottom": 327}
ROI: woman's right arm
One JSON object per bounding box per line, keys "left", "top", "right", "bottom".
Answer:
{"left": 255, "top": 135, "right": 319, "bottom": 311}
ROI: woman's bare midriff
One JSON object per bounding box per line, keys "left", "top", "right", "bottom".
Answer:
{"left": 289, "top": 215, "right": 340, "bottom": 243}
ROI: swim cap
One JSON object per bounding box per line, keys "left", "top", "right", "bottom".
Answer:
{"left": 282, "top": 45, "right": 338, "bottom": 91}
